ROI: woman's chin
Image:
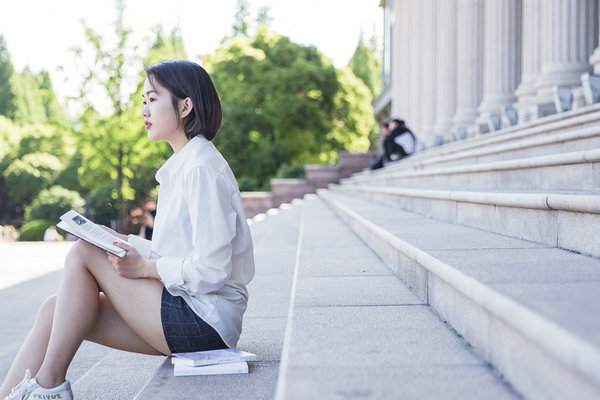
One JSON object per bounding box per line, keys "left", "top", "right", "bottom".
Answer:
{"left": 147, "top": 131, "right": 162, "bottom": 142}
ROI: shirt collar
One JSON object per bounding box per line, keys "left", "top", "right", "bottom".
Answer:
{"left": 155, "top": 135, "right": 208, "bottom": 183}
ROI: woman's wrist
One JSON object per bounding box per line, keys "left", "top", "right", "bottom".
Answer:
{"left": 142, "top": 259, "right": 160, "bottom": 280}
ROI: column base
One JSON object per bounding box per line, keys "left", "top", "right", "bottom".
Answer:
{"left": 536, "top": 102, "right": 557, "bottom": 118}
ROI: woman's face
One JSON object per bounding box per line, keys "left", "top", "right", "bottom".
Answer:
{"left": 141, "top": 77, "right": 185, "bottom": 148}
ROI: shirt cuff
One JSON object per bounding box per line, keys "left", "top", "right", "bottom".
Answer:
{"left": 156, "top": 257, "right": 185, "bottom": 290}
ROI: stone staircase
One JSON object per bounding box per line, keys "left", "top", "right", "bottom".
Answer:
{"left": 2, "top": 105, "right": 599, "bottom": 399}
{"left": 317, "top": 105, "right": 600, "bottom": 399}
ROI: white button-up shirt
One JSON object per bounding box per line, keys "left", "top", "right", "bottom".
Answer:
{"left": 129, "top": 135, "right": 254, "bottom": 349}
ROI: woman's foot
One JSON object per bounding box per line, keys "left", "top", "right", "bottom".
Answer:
{"left": 3, "top": 370, "right": 72, "bottom": 400}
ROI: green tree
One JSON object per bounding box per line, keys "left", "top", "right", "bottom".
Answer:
{"left": 330, "top": 68, "right": 376, "bottom": 155}
{"left": 0, "top": 116, "right": 21, "bottom": 223}
{"left": 37, "top": 70, "right": 66, "bottom": 125}
{"left": 24, "top": 185, "right": 85, "bottom": 223}
{"left": 0, "top": 36, "right": 16, "bottom": 119}
{"left": 347, "top": 33, "right": 381, "bottom": 97}
{"left": 233, "top": 0, "right": 250, "bottom": 37}
{"left": 204, "top": 26, "right": 372, "bottom": 190}
{"left": 9, "top": 67, "right": 65, "bottom": 126}
{"left": 256, "top": 7, "right": 272, "bottom": 26}
{"left": 73, "top": 6, "right": 188, "bottom": 226}
{"left": 3, "top": 152, "right": 63, "bottom": 215}
{"left": 73, "top": 0, "right": 149, "bottom": 225}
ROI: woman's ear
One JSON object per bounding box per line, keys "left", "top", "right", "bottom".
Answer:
{"left": 179, "top": 98, "right": 193, "bottom": 119}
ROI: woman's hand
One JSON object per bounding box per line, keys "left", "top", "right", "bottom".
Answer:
{"left": 106, "top": 242, "right": 159, "bottom": 280}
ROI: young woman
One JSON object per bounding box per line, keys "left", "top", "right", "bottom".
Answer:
{"left": 1, "top": 60, "right": 255, "bottom": 400}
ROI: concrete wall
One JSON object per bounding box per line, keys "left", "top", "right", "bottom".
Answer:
{"left": 241, "top": 152, "right": 377, "bottom": 218}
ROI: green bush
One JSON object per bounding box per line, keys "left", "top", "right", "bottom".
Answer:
{"left": 3, "top": 152, "right": 63, "bottom": 206}
{"left": 18, "top": 219, "right": 57, "bottom": 241}
{"left": 275, "top": 163, "right": 306, "bottom": 179}
{"left": 24, "top": 185, "right": 85, "bottom": 224}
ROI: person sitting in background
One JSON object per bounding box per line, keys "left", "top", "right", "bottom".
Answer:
{"left": 385, "top": 119, "right": 415, "bottom": 161}
{"left": 368, "top": 121, "right": 391, "bottom": 170}
{"left": 370, "top": 119, "right": 415, "bottom": 170}
{"left": 139, "top": 208, "right": 156, "bottom": 240}
{"left": 43, "top": 226, "right": 64, "bottom": 242}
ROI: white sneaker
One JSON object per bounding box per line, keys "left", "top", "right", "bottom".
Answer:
{"left": 4, "top": 370, "right": 73, "bottom": 400}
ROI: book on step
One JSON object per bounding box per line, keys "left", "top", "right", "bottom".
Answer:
{"left": 56, "top": 210, "right": 128, "bottom": 258}
{"left": 173, "top": 361, "right": 249, "bottom": 376}
{"left": 173, "top": 361, "right": 248, "bottom": 376}
{"left": 172, "top": 349, "right": 256, "bottom": 367}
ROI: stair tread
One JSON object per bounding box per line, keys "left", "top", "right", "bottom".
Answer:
{"left": 320, "top": 189, "right": 600, "bottom": 394}
{"left": 321, "top": 190, "right": 600, "bottom": 347}
{"left": 276, "top": 196, "right": 519, "bottom": 399}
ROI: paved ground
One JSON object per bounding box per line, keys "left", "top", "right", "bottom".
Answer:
{"left": 0, "top": 241, "right": 74, "bottom": 290}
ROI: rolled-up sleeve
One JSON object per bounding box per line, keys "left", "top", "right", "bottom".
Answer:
{"left": 156, "top": 166, "right": 237, "bottom": 295}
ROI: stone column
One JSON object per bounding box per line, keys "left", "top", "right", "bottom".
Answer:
{"left": 451, "top": 0, "right": 484, "bottom": 131}
{"left": 476, "top": 0, "right": 522, "bottom": 132}
{"left": 419, "top": 0, "right": 437, "bottom": 144}
{"left": 534, "top": 0, "right": 598, "bottom": 116}
{"left": 408, "top": 0, "right": 424, "bottom": 137}
{"left": 391, "top": 0, "right": 408, "bottom": 119}
{"left": 590, "top": 2, "right": 600, "bottom": 73}
{"left": 433, "top": 0, "right": 458, "bottom": 137}
{"left": 514, "top": 0, "right": 542, "bottom": 123}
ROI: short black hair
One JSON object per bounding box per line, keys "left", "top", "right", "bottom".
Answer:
{"left": 144, "top": 60, "right": 222, "bottom": 141}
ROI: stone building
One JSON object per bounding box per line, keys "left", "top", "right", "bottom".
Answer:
{"left": 375, "top": 0, "right": 600, "bottom": 147}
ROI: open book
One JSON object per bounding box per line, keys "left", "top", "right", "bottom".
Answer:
{"left": 57, "top": 210, "right": 128, "bottom": 258}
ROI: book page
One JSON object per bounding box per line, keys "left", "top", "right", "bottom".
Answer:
{"left": 58, "top": 210, "right": 127, "bottom": 258}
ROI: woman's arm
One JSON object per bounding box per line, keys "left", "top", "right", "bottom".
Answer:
{"left": 155, "top": 166, "right": 237, "bottom": 295}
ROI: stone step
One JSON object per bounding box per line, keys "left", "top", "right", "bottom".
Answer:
{"left": 134, "top": 201, "right": 305, "bottom": 399}
{"left": 72, "top": 349, "right": 163, "bottom": 399}
{"left": 329, "top": 184, "right": 600, "bottom": 258}
{"left": 275, "top": 195, "right": 520, "bottom": 400}
{"left": 381, "top": 103, "right": 600, "bottom": 173}
{"left": 318, "top": 189, "right": 600, "bottom": 400}
{"left": 345, "top": 148, "right": 600, "bottom": 192}
{"left": 358, "top": 116, "right": 600, "bottom": 180}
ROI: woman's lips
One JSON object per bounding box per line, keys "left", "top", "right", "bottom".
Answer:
{"left": 145, "top": 121, "right": 152, "bottom": 129}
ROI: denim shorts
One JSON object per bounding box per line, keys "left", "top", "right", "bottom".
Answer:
{"left": 161, "top": 288, "right": 227, "bottom": 353}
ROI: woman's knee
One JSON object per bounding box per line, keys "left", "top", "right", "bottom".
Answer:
{"left": 65, "top": 240, "right": 101, "bottom": 269}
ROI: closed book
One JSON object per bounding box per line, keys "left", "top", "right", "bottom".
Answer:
{"left": 172, "top": 349, "right": 256, "bottom": 367}
{"left": 173, "top": 361, "right": 248, "bottom": 376}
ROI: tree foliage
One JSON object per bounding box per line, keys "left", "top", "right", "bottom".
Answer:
{"left": 3, "top": 152, "right": 63, "bottom": 208}
{"left": 347, "top": 33, "right": 381, "bottom": 97}
{"left": 24, "top": 185, "right": 85, "bottom": 223}
{"left": 204, "top": 26, "right": 373, "bottom": 190}
{"left": 72, "top": 1, "right": 185, "bottom": 226}
{"left": 0, "top": 36, "right": 17, "bottom": 120}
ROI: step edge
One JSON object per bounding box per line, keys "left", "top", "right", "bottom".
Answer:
{"left": 331, "top": 185, "right": 600, "bottom": 215}
{"left": 319, "top": 190, "right": 600, "bottom": 389}
{"left": 350, "top": 148, "right": 600, "bottom": 184}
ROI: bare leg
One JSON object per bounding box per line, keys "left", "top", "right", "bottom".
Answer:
{"left": 0, "top": 297, "right": 56, "bottom": 397}
{"left": 0, "top": 240, "right": 170, "bottom": 394}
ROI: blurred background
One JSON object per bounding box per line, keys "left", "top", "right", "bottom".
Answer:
{"left": 0, "top": 0, "right": 382, "bottom": 240}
